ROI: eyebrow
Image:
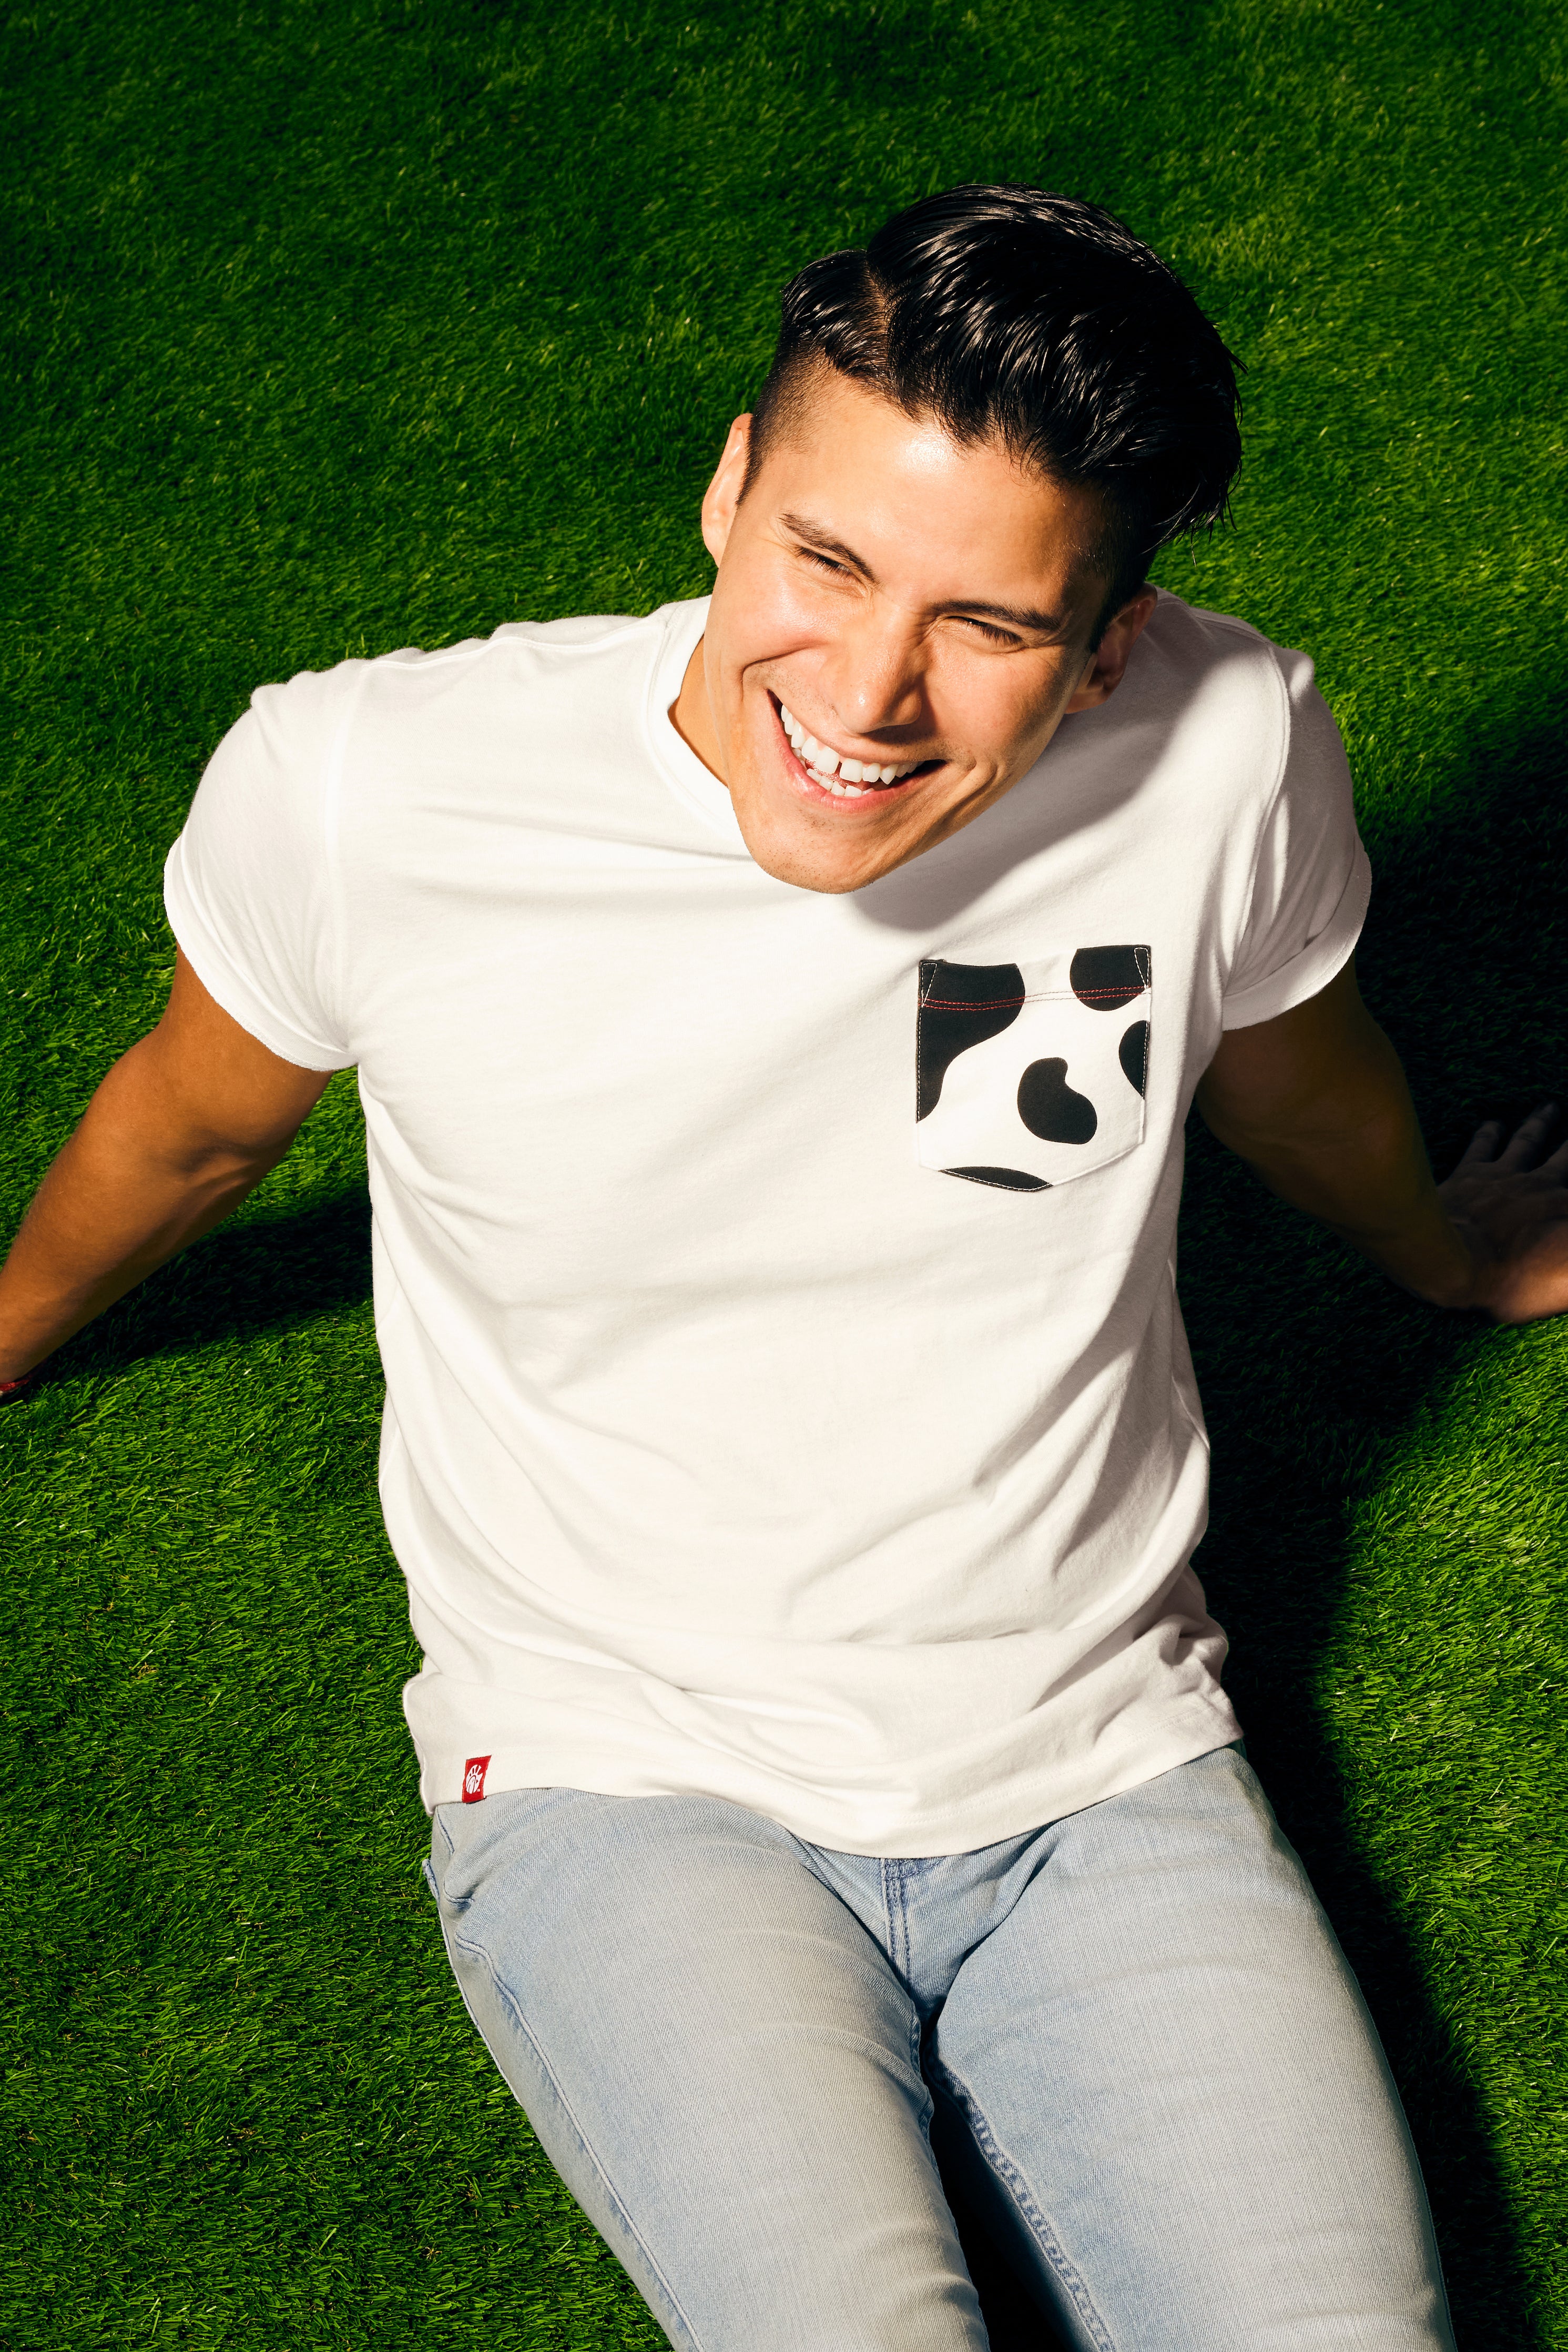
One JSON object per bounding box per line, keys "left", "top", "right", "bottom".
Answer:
{"left": 777, "top": 509, "right": 1071, "bottom": 637}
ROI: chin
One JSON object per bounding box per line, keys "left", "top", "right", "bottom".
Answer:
{"left": 731, "top": 801, "right": 921, "bottom": 895}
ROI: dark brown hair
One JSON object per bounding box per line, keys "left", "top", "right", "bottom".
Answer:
{"left": 746, "top": 185, "right": 1243, "bottom": 636}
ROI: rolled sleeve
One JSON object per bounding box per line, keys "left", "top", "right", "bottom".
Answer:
{"left": 164, "top": 830, "right": 351, "bottom": 1070}
{"left": 1220, "top": 649, "right": 1370, "bottom": 1031}
{"left": 1220, "top": 838, "right": 1370, "bottom": 1030}
{"left": 162, "top": 665, "right": 366, "bottom": 1071}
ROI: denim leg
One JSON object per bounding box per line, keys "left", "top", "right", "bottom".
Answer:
{"left": 926, "top": 1748, "right": 1456, "bottom": 2351}
{"left": 427, "top": 1785, "right": 989, "bottom": 2352}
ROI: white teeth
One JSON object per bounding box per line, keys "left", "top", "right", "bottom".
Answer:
{"left": 778, "top": 702, "right": 921, "bottom": 792}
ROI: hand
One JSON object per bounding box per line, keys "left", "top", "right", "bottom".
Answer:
{"left": 1436, "top": 1103, "right": 1568, "bottom": 1324}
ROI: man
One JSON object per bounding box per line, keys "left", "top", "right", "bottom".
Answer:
{"left": 3, "top": 186, "right": 1565, "bottom": 2349}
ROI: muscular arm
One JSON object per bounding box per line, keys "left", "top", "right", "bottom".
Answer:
{"left": 0, "top": 952, "right": 332, "bottom": 1383}
{"left": 1197, "top": 958, "right": 1568, "bottom": 1325}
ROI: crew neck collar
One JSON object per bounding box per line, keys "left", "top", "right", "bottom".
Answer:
{"left": 644, "top": 596, "right": 749, "bottom": 851}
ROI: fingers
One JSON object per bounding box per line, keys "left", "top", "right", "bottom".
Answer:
{"left": 1456, "top": 1118, "right": 1505, "bottom": 1168}
{"left": 1496, "top": 1101, "right": 1560, "bottom": 1172}
{"left": 1453, "top": 1103, "right": 1568, "bottom": 1184}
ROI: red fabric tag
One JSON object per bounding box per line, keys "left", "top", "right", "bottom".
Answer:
{"left": 461, "top": 1755, "right": 491, "bottom": 1804}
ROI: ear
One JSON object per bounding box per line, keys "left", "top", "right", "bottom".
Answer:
{"left": 700, "top": 414, "right": 754, "bottom": 566}
{"left": 1064, "top": 586, "right": 1158, "bottom": 712}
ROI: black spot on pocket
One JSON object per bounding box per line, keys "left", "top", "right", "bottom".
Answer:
{"left": 1017, "top": 1059, "right": 1098, "bottom": 1144}
{"left": 1070, "top": 945, "right": 1150, "bottom": 1011}
{"left": 917, "top": 960, "right": 1026, "bottom": 1120}
{"left": 1118, "top": 1019, "right": 1149, "bottom": 1096}
{"left": 947, "top": 1166, "right": 1051, "bottom": 1191}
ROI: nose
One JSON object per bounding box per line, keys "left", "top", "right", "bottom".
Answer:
{"left": 821, "top": 603, "right": 930, "bottom": 740}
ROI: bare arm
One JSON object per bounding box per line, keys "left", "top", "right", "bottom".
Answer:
{"left": 0, "top": 951, "right": 333, "bottom": 1384}
{"left": 1196, "top": 958, "right": 1568, "bottom": 1325}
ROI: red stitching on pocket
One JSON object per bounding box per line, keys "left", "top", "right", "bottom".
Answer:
{"left": 920, "top": 994, "right": 1027, "bottom": 1011}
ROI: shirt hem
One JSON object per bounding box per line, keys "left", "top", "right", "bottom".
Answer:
{"left": 411, "top": 1700, "right": 1245, "bottom": 1856}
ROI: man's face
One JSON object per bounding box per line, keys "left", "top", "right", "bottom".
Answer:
{"left": 671, "top": 369, "right": 1156, "bottom": 894}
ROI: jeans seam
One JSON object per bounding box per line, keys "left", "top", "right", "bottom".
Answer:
{"left": 910, "top": 2003, "right": 929, "bottom": 2128}
{"left": 881, "top": 1856, "right": 912, "bottom": 1981}
{"left": 441, "top": 1911, "right": 708, "bottom": 2352}
{"left": 931, "top": 2055, "right": 1117, "bottom": 2352}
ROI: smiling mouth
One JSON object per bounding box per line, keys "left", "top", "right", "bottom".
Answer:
{"left": 775, "top": 698, "right": 934, "bottom": 800}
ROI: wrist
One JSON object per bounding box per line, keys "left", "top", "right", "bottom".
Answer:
{"left": 1391, "top": 1216, "right": 1487, "bottom": 1312}
{"left": 1329, "top": 1194, "right": 1485, "bottom": 1310}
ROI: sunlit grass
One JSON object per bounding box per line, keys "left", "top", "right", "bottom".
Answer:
{"left": 2, "top": 0, "right": 1564, "bottom": 2342}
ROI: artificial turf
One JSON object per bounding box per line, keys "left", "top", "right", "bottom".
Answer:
{"left": 1, "top": 0, "right": 1565, "bottom": 2343}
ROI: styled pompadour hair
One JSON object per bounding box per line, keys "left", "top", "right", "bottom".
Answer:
{"left": 746, "top": 185, "right": 1243, "bottom": 634}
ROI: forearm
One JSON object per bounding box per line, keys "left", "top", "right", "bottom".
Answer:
{"left": 0, "top": 1040, "right": 283, "bottom": 1381}
{"left": 1214, "top": 1100, "right": 1473, "bottom": 1303}
{"left": 1198, "top": 1014, "right": 1474, "bottom": 1306}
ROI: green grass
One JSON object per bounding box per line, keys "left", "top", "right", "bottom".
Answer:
{"left": 2, "top": 0, "right": 1565, "bottom": 2343}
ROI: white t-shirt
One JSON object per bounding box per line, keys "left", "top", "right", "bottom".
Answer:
{"left": 165, "top": 591, "right": 1369, "bottom": 1854}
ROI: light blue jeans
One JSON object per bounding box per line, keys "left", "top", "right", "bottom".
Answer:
{"left": 425, "top": 1747, "right": 1455, "bottom": 2350}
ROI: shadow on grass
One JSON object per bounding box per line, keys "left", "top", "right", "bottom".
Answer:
{"left": 29, "top": 717, "right": 1563, "bottom": 2350}
{"left": 50, "top": 1188, "right": 373, "bottom": 1380}
{"left": 1170, "top": 706, "right": 1565, "bottom": 2352}
{"left": 909, "top": 705, "right": 1566, "bottom": 2348}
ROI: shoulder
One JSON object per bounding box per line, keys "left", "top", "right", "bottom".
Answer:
{"left": 247, "top": 609, "right": 658, "bottom": 743}
{"left": 1137, "top": 591, "right": 1312, "bottom": 708}
{"left": 236, "top": 655, "right": 366, "bottom": 787}
{"left": 1120, "top": 593, "right": 1330, "bottom": 800}
{"left": 360, "top": 609, "right": 666, "bottom": 704}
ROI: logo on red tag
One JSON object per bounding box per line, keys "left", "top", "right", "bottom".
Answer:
{"left": 461, "top": 1755, "right": 491, "bottom": 1804}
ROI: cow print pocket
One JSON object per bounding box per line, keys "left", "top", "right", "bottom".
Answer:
{"left": 915, "top": 947, "right": 1150, "bottom": 1192}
